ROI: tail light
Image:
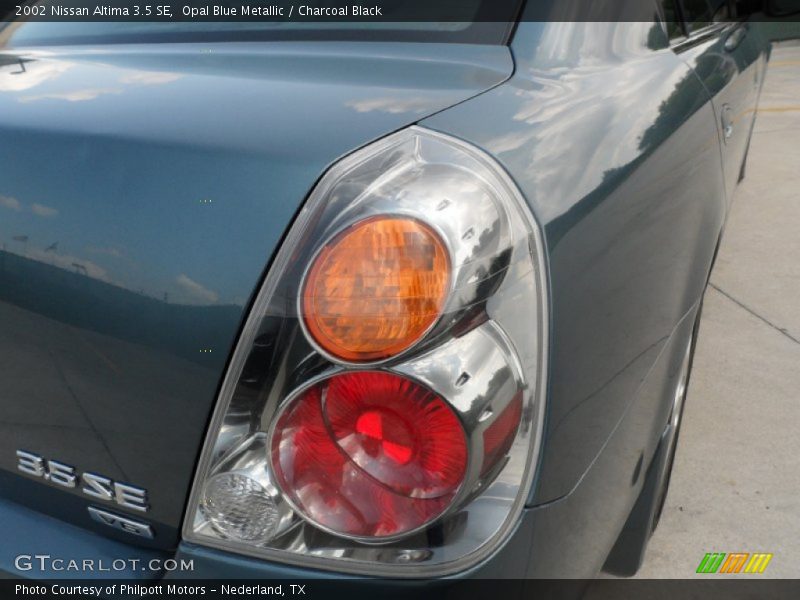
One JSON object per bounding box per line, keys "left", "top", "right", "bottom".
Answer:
{"left": 183, "top": 127, "right": 549, "bottom": 576}
{"left": 270, "top": 371, "right": 467, "bottom": 540}
{"left": 302, "top": 216, "right": 451, "bottom": 362}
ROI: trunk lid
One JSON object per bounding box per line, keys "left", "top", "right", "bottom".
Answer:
{"left": 0, "top": 40, "right": 511, "bottom": 548}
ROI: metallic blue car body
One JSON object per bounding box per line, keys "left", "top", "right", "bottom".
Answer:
{"left": 0, "top": 1, "right": 769, "bottom": 583}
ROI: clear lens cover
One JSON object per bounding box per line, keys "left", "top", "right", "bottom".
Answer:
{"left": 183, "top": 127, "right": 549, "bottom": 576}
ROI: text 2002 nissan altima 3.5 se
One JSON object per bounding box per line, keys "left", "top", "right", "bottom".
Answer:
{"left": 0, "top": 0, "right": 769, "bottom": 586}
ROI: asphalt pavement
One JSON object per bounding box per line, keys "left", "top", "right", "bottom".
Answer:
{"left": 633, "top": 40, "right": 800, "bottom": 579}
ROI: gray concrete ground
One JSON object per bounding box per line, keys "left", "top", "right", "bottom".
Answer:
{"left": 633, "top": 41, "right": 800, "bottom": 579}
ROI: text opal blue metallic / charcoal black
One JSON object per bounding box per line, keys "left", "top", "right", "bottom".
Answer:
{"left": 0, "top": 0, "right": 770, "bottom": 586}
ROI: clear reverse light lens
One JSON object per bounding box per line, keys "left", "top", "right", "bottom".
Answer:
{"left": 202, "top": 473, "right": 280, "bottom": 543}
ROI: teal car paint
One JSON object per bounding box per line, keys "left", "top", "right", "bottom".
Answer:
{"left": 0, "top": 0, "right": 771, "bottom": 583}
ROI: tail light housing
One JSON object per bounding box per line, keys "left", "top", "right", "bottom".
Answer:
{"left": 183, "top": 127, "right": 549, "bottom": 576}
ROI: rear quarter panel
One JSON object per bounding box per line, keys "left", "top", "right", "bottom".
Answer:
{"left": 422, "top": 20, "right": 727, "bottom": 513}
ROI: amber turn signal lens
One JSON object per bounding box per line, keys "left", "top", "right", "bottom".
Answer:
{"left": 302, "top": 216, "right": 450, "bottom": 362}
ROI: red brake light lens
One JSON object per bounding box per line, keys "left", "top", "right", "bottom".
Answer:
{"left": 270, "top": 371, "right": 467, "bottom": 538}
{"left": 481, "top": 392, "right": 523, "bottom": 477}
